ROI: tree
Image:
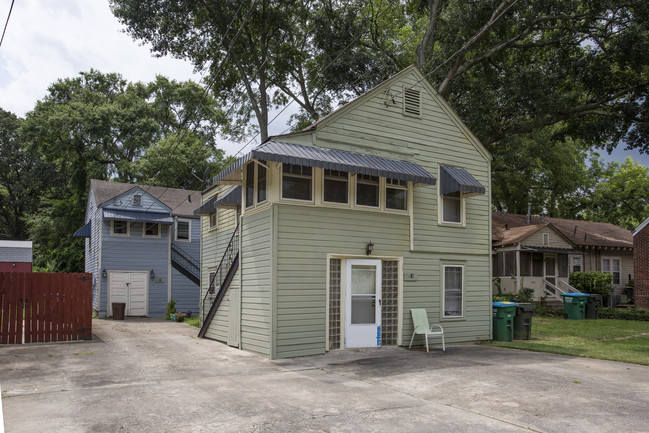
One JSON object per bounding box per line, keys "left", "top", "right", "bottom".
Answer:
{"left": 581, "top": 157, "right": 649, "bottom": 230}
{"left": 20, "top": 71, "right": 228, "bottom": 271}
{"left": 0, "top": 109, "right": 56, "bottom": 240}
{"left": 412, "top": 0, "right": 649, "bottom": 152}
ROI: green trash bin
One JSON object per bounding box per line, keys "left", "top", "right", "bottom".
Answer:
{"left": 492, "top": 302, "right": 518, "bottom": 341}
{"left": 514, "top": 303, "right": 535, "bottom": 340}
{"left": 586, "top": 294, "right": 602, "bottom": 319}
{"left": 561, "top": 293, "right": 589, "bottom": 320}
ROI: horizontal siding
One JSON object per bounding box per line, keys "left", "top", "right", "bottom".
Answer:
{"left": 240, "top": 208, "right": 272, "bottom": 357}
{"left": 100, "top": 221, "right": 169, "bottom": 316}
{"left": 523, "top": 227, "right": 572, "bottom": 249}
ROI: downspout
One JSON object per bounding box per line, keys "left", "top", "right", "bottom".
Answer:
{"left": 168, "top": 220, "right": 172, "bottom": 303}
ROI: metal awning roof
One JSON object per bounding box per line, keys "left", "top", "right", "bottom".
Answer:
{"left": 440, "top": 165, "right": 485, "bottom": 196}
{"left": 102, "top": 209, "right": 174, "bottom": 224}
{"left": 73, "top": 221, "right": 91, "bottom": 238}
{"left": 194, "top": 186, "right": 242, "bottom": 215}
{"left": 212, "top": 141, "right": 436, "bottom": 185}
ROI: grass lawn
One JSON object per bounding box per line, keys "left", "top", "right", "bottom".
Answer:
{"left": 483, "top": 316, "right": 649, "bottom": 366}
{"left": 183, "top": 315, "right": 200, "bottom": 328}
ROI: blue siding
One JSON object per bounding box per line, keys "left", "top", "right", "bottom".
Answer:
{"left": 99, "top": 220, "right": 170, "bottom": 317}
{"left": 171, "top": 216, "right": 201, "bottom": 314}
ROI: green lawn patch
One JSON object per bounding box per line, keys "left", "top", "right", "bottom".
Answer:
{"left": 483, "top": 316, "right": 649, "bottom": 366}
{"left": 183, "top": 315, "right": 200, "bottom": 328}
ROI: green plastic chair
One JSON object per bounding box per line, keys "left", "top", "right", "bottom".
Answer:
{"left": 409, "top": 308, "right": 445, "bottom": 352}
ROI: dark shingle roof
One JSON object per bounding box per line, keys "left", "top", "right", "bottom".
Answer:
{"left": 90, "top": 179, "right": 201, "bottom": 217}
{"left": 493, "top": 212, "right": 633, "bottom": 249}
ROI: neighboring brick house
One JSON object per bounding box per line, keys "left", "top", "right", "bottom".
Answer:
{"left": 0, "top": 240, "right": 33, "bottom": 272}
{"left": 632, "top": 217, "right": 649, "bottom": 310}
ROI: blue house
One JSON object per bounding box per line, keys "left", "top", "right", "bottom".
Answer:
{"left": 74, "top": 179, "right": 202, "bottom": 318}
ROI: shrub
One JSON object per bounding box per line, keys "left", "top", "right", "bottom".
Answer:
{"left": 624, "top": 279, "right": 635, "bottom": 304}
{"left": 599, "top": 307, "right": 649, "bottom": 321}
{"left": 165, "top": 299, "right": 177, "bottom": 318}
{"left": 569, "top": 272, "right": 613, "bottom": 297}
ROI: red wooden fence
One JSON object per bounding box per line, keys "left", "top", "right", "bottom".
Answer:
{"left": 0, "top": 272, "right": 92, "bottom": 344}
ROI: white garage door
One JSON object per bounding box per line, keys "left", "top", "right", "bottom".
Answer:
{"left": 109, "top": 272, "right": 148, "bottom": 316}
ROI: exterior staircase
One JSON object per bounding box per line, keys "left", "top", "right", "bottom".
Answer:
{"left": 543, "top": 279, "right": 581, "bottom": 309}
{"left": 198, "top": 223, "right": 240, "bottom": 339}
{"left": 171, "top": 244, "right": 201, "bottom": 285}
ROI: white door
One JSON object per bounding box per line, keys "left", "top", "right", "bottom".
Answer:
{"left": 345, "top": 259, "right": 382, "bottom": 348}
{"left": 109, "top": 272, "right": 147, "bottom": 316}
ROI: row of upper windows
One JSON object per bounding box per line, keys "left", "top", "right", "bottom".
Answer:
{"left": 245, "top": 162, "right": 411, "bottom": 212}
{"left": 109, "top": 219, "right": 191, "bottom": 242}
{"left": 243, "top": 161, "right": 468, "bottom": 225}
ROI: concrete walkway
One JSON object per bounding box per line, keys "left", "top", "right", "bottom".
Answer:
{"left": 1, "top": 318, "right": 648, "bottom": 432}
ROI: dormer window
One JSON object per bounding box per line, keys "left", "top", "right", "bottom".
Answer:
{"left": 133, "top": 194, "right": 142, "bottom": 206}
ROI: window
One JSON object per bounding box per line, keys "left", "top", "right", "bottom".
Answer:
{"left": 520, "top": 252, "right": 532, "bottom": 277}
{"left": 208, "top": 271, "right": 216, "bottom": 294}
{"left": 133, "top": 194, "right": 142, "bottom": 206}
{"left": 176, "top": 219, "right": 190, "bottom": 241}
{"left": 542, "top": 233, "right": 550, "bottom": 246}
{"left": 571, "top": 256, "right": 582, "bottom": 273}
{"left": 282, "top": 163, "right": 312, "bottom": 201}
{"left": 602, "top": 257, "right": 621, "bottom": 284}
{"left": 323, "top": 169, "right": 348, "bottom": 204}
{"left": 558, "top": 254, "right": 568, "bottom": 277}
{"left": 356, "top": 174, "right": 379, "bottom": 207}
{"left": 209, "top": 212, "right": 217, "bottom": 230}
{"left": 442, "top": 192, "right": 461, "bottom": 223}
{"left": 504, "top": 251, "right": 516, "bottom": 276}
{"left": 385, "top": 178, "right": 407, "bottom": 211}
{"left": 111, "top": 220, "right": 129, "bottom": 236}
{"left": 443, "top": 265, "right": 463, "bottom": 318}
{"left": 245, "top": 163, "right": 255, "bottom": 208}
{"left": 257, "top": 161, "right": 267, "bottom": 203}
{"left": 144, "top": 222, "right": 160, "bottom": 237}
{"left": 493, "top": 252, "right": 504, "bottom": 277}
{"left": 531, "top": 253, "right": 544, "bottom": 277}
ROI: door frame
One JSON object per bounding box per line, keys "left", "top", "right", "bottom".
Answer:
{"left": 344, "top": 259, "right": 383, "bottom": 348}
{"left": 107, "top": 270, "right": 149, "bottom": 317}
{"left": 544, "top": 254, "right": 558, "bottom": 286}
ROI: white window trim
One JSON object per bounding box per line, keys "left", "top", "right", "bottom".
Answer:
{"left": 142, "top": 222, "right": 161, "bottom": 239}
{"left": 601, "top": 256, "right": 621, "bottom": 285}
{"left": 570, "top": 254, "right": 583, "bottom": 273}
{"left": 354, "top": 174, "right": 381, "bottom": 209}
{"left": 385, "top": 178, "right": 409, "bottom": 212}
{"left": 322, "top": 170, "right": 351, "bottom": 206}
{"left": 442, "top": 264, "right": 465, "bottom": 319}
{"left": 208, "top": 212, "right": 218, "bottom": 231}
{"left": 439, "top": 192, "right": 466, "bottom": 226}
{"left": 542, "top": 233, "right": 550, "bottom": 246}
{"left": 175, "top": 219, "right": 191, "bottom": 242}
{"left": 110, "top": 220, "right": 130, "bottom": 237}
{"left": 280, "top": 163, "right": 314, "bottom": 203}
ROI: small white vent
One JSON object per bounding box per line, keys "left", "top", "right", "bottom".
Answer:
{"left": 133, "top": 195, "right": 142, "bottom": 206}
{"left": 403, "top": 88, "right": 421, "bottom": 117}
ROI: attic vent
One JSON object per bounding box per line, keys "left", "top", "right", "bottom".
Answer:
{"left": 403, "top": 87, "right": 421, "bottom": 117}
{"left": 133, "top": 195, "right": 142, "bottom": 206}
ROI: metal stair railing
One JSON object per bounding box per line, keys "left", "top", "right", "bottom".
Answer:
{"left": 198, "top": 223, "right": 240, "bottom": 338}
{"left": 171, "top": 243, "right": 200, "bottom": 284}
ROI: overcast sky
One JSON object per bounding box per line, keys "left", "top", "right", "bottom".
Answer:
{"left": 0, "top": 0, "right": 646, "bottom": 164}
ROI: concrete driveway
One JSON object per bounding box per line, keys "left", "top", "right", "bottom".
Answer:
{"left": 1, "top": 318, "right": 647, "bottom": 433}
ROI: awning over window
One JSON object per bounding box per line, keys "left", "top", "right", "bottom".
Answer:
{"left": 102, "top": 209, "right": 173, "bottom": 224}
{"left": 194, "top": 186, "right": 242, "bottom": 215}
{"left": 439, "top": 165, "right": 485, "bottom": 197}
{"left": 73, "top": 221, "right": 92, "bottom": 238}
{"left": 212, "top": 141, "right": 436, "bottom": 186}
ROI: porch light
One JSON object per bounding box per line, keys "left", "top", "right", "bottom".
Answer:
{"left": 102, "top": 269, "right": 107, "bottom": 278}
{"left": 366, "top": 241, "right": 374, "bottom": 255}
{"left": 150, "top": 269, "right": 155, "bottom": 279}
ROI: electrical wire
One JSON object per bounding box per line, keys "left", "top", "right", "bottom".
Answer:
{"left": 0, "top": 0, "right": 15, "bottom": 49}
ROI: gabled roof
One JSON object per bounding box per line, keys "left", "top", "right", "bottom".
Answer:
{"left": 195, "top": 186, "right": 242, "bottom": 215}
{"left": 633, "top": 216, "right": 649, "bottom": 236}
{"left": 212, "top": 141, "right": 436, "bottom": 186}
{"left": 492, "top": 222, "right": 576, "bottom": 248}
{"left": 493, "top": 212, "right": 633, "bottom": 249}
{"left": 90, "top": 179, "right": 201, "bottom": 217}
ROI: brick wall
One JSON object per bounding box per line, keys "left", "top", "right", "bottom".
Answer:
{"left": 634, "top": 224, "right": 649, "bottom": 310}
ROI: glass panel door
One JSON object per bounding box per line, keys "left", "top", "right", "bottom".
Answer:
{"left": 345, "top": 259, "right": 381, "bottom": 348}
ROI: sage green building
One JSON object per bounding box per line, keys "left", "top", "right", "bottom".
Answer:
{"left": 196, "top": 66, "right": 492, "bottom": 359}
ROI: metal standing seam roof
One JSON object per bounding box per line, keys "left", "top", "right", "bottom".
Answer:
{"left": 73, "top": 221, "right": 92, "bottom": 238}
{"left": 440, "top": 165, "right": 485, "bottom": 196}
{"left": 194, "top": 186, "right": 242, "bottom": 215}
{"left": 102, "top": 209, "right": 174, "bottom": 224}
{"left": 212, "top": 141, "right": 436, "bottom": 185}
